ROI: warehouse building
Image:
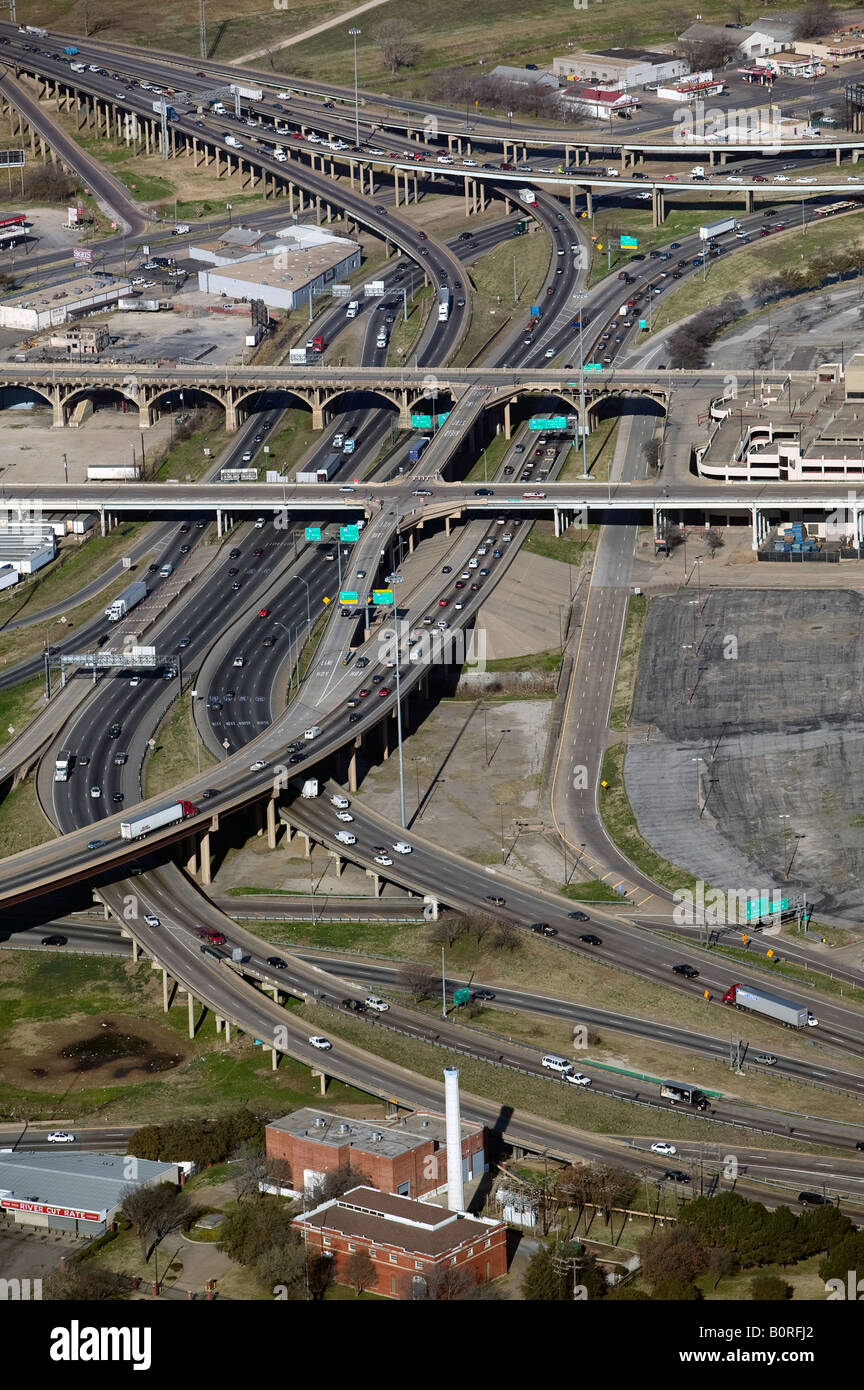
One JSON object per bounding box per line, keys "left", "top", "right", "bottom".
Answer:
{"left": 0, "top": 1152, "right": 181, "bottom": 1237}
{"left": 553, "top": 48, "right": 688, "bottom": 89}
{"left": 0, "top": 275, "right": 132, "bottom": 331}
{"left": 265, "top": 1107, "right": 486, "bottom": 1199}
{"left": 196, "top": 242, "right": 361, "bottom": 313}
{"left": 46, "top": 324, "right": 110, "bottom": 356}
{"left": 293, "top": 1186, "right": 507, "bottom": 1299}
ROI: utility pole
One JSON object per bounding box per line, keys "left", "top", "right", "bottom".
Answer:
{"left": 441, "top": 946, "right": 447, "bottom": 1018}
{"left": 199, "top": 0, "right": 207, "bottom": 60}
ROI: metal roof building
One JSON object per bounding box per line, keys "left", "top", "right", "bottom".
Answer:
{"left": 0, "top": 1151, "right": 181, "bottom": 1237}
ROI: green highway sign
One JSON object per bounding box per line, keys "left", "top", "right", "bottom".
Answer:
{"left": 372, "top": 589, "right": 394, "bottom": 605}
{"left": 745, "top": 896, "right": 788, "bottom": 921}
{"left": 340, "top": 525, "right": 359, "bottom": 542}
{"left": 620, "top": 235, "right": 638, "bottom": 248}
{"left": 453, "top": 988, "right": 471, "bottom": 1006}
{"left": 529, "top": 415, "right": 568, "bottom": 431}
{"left": 585, "top": 362, "right": 603, "bottom": 372}
{"left": 411, "top": 413, "right": 432, "bottom": 428}
{"left": 339, "top": 591, "right": 358, "bottom": 605}
{"left": 304, "top": 526, "right": 322, "bottom": 542}
{"left": 638, "top": 319, "right": 648, "bottom": 330}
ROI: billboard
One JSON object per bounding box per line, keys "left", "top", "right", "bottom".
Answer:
{"left": 73, "top": 247, "right": 94, "bottom": 265}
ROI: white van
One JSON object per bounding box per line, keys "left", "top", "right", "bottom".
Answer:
{"left": 376, "top": 329, "right": 388, "bottom": 349}
{"left": 541, "top": 1054, "right": 574, "bottom": 1076}
{"left": 345, "top": 300, "right": 360, "bottom": 319}
{"left": 304, "top": 726, "right": 321, "bottom": 740}
{"left": 335, "top": 830, "right": 356, "bottom": 845}
{"left": 160, "top": 562, "right": 173, "bottom": 578}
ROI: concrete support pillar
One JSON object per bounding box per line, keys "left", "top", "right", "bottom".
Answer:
{"left": 504, "top": 400, "right": 512, "bottom": 439}
{"left": 554, "top": 508, "right": 561, "bottom": 538}
{"left": 444, "top": 515, "right": 451, "bottom": 537}
{"left": 348, "top": 741, "right": 359, "bottom": 792}
{"left": 407, "top": 530, "right": 415, "bottom": 554}
{"left": 162, "top": 968, "right": 171, "bottom": 1012}
{"left": 267, "top": 796, "right": 277, "bottom": 850}
{"left": 186, "top": 839, "right": 198, "bottom": 877}
{"left": 751, "top": 505, "right": 761, "bottom": 551}
{"left": 302, "top": 832, "right": 313, "bottom": 857}
{"left": 187, "top": 991, "right": 195, "bottom": 1039}
{"left": 272, "top": 1048, "right": 279, "bottom": 1071}
{"left": 367, "top": 869, "right": 382, "bottom": 897}
{"left": 284, "top": 819, "right": 295, "bottom": 843}
{"left": 200, "top": 831, "right": 211, "bottom": 886}
{"left": 331, "top": 852, "right": 344, "bottom": 878}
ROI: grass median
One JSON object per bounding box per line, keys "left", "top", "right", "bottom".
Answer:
{"left": 599, "top": 743, "right": 700, "bottom": 894}
{"left": 144, "top": 690, "right": 217, "bottom": 800}
{"left": 454, "top": 230, "right": 551, "bottom": 367}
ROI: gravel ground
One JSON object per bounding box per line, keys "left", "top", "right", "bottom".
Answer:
{"left": 626, "top": 588, "right": 864, "bottom": 919}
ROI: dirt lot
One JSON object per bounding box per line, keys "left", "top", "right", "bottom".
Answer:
{"left": 626, "top": 588, "right": 864, "bottom": 920}
{"left": 3, "top": 1012, "right": 192, "bottom": 1093}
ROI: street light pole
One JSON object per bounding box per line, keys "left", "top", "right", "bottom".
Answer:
{"left": 349, "top": 28, "right": 362, "bottom": 150}
{"left": 387, "top": 573, "right": 406, "bottom": 827}
{"left": 290, "top": 574, "right": 311, "bottom": 632}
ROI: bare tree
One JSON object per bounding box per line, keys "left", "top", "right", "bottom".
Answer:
{"left": 642, "top": 438, "right": 662, "bottom": 471}
{"left": 374, "top": 19, "right": 420, "bottom": 75}
{"left": 397, "top": 960, "right": 437, "bottom": 1002}
{"left": 491, "top": 922, "right": 520, "bottom": 951}
{"left": 344, "top": 1249, "right": 377, "bottom": 1296}
{"left": 794, "top": 1, "right": 837, "bottom": 39}
{"left": 638, "top": 1226, "right": 707, "bottom": 1289}
{"left": 704, "top": 528, "right": 724, "bottom": 556}
{"left": 120, "top": 1184, "right": 192, "bottom": 1263}
{"left": 232, "top": 1143, "right": 270, "bottom": 1204}
{"left": 706, "top": 1245, "right": 736, "bottom": 1289}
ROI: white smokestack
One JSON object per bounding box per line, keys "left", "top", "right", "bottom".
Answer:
{"left": 443, "top": 1067, "right": 464, "bottom": 1212}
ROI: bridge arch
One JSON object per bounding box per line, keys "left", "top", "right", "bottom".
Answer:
{"left": 60, "top": 386, "right": 142, "bottom": 427}
{"left": 0, "top": 384, "right": 54, "bottom": 415}
{"left": 233, "top": 387, "right": 316, "bottom": 424}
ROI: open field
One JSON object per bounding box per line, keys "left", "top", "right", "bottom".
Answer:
{"left": 144, "top": 690, "right": 218, "bottom": 799}
{"left": 0, "top": 950, "right": 369, "bottom": 1123}
{"left": 0, "top": 678, "right": 49, "bottom": 756}
{"left": 0, "top": 776, "right": 55, "bottom": 855}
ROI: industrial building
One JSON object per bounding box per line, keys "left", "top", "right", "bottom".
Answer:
{"left": 189, "top": 222, "right": 360, "bottom": 313}
{"left": 265, "top": 1106, "right": 486, "bottom": 1199}
{"left": 0, "top": 275, "right": 132, "bottom": 331}
{"left": 553, "top": 48, "right": 688, "bottom": 89}
{"left": 0, "top": 519, "right": 56, "bottom": 575}
{"left": 46, "top": 324, "right": 110, "bottom": 356}
{"left": 293, "top": 1186, "right": 507, "bottom": 1299}
{"left": 0, "top": 1151, "right": 181, "bottom": 1237}
{"left": 677, "top": 21, "right": 794, "bottom": 61}
{"left": 487, "top": 65, "right": 559, "bottom": 90}
{"left": 562, "top": 87, "right": 641, "bottom": 119}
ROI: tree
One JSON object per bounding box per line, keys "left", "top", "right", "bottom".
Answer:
{"left": 119, "top": 1184, "right": 192, "bottom": 1263}
{"left": 704, "top": 528, "right": 724, "bottom": 556}
{"left": 705, "top": 1245, "right": 736, "bottom": 1290}
{"left": 638, "top": 1226, "right": 706, "bottom": 1290}
{"left": 374, "top": 19, "right": 420, "bottom": 75}
{"left": 219, "top": 1197, "right": 298, "bottom": 1267}
{"left": 344, "top": 1249, "right": 377, "bottom": 1296}
{"left": 750, "top": 1273, "right": 792, "bottom": 1300}
{"left": 642, "top": 438, "right": 662, "bottom": 471}
{"left": 653, "top": 1275, "right": 703, "bottom": 1300}
{"left": 490, "top": 922, "right": 520, "bottom": 951}
{"left": 794, "top": 1, "right": 837, "bottom": 39}
{"left": 521, "top": 1243, "right": 571, "bottom": 1301}
{"left": 43, "top": 1266, "right": 130, "bottom": 1300}
{"left": 306, "top": 1250, "right": 334, "bottom": 1300}
{"left": 232, "top": 1142, "right": 270, "bottom": 1204}
{"left": 255, "top": 1238, "right": 308, "bottom": 1298}
{"left": 397, "top": 960, "right": 437, "bottom": 1002}
{"left": 302, "top": 1164, "right": 373, "bottom": 1210}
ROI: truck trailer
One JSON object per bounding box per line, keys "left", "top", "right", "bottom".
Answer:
{"left": 296, "top": 452, "right": 341, "bottom": 484}
{"left": 105, "top": 579, "right": 147, "bottom": 623}
{"left": 699, "top": 217, "right": 739, "bottom": 241}
{"left": 518, "top": 187, "right": 538, "bottom": 206}
{"left": 120, "top": 798, "right": 199, "bottom": 841}
{"left": 408, "top": 436, "right": 431, "bottom": 464}
{"left": 438, "top": 286, "right": 451, "bottom": 322}
{"left": 722, "top": 982, "right": 815, "bottom": 1029}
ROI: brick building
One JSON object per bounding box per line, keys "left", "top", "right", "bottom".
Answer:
{"left": 293, "top": 1186, "right": 507, "bottom": 1299}
{"left": 265, "top": 1108, "right": 486, "bottom": 1199}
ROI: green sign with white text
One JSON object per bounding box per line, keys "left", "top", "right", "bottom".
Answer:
{"left": 339, "top": 591, "right": 358, "bottom": 605}
{"left": 340, "top": 525, "right": 359, "bottom": 542}
{"left": 304, "top": 526, "right": 322, "bottom": 542}
{"left": 372, "top": 589, "right": 394, "bottom": 605}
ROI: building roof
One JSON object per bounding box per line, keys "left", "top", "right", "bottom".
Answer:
{"left": 190, "top": 224, "right": 357, "bottom": 269}
{"left": 267, "top": 1107, "right": 480, "bottom": 1159}
{"left": 488, "top": 65, "right": 559, "bottom": 87}
{"left": 591, "top": 48, "right": 680, "bottom": 63}
{"left": 678, "top": 22, "right": 754, "bottom": 43}
{"left": 294, "top": 1186, "right": 501, "bottom": 1257}
{"left": 200, "top": 242, "right": 356, "bottom": 294}
{"left": 0, "top": 1152, "right": 178, "bottom": 1216}
{"left": 748, "top": 19, "right": 797, "bottom": 40}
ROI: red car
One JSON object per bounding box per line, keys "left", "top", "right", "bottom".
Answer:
{"left": 258, "top": 607, "right": 270, "bottom": 618}
{"left": 358, "top": 688, "right": 369, "bottom": 698}
{"left": 751, "top": 174, "right": 767, "bottom": 182}
{"left": 419, "top": 231, "right": 427, "bottom": 240}
{"left": 378, "top": 686, "right": 391, "bottom": 697}
{"left": 196, "top": 928, "right": 227, "bottom": 945}
{"left": 438, "top": 598, "right": 448, "bottom": 607}
{"left": 663, "top": 174, "right": 678, "bottom": 181}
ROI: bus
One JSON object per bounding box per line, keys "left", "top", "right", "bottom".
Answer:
{"left": 660, "top": 1081, "right": 708, "bottom": 1110}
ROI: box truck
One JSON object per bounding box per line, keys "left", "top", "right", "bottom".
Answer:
{"left": 519, "top": 187, "right": 538, "bottom": 206}
{"left": 345, "top": 300, "right": 360, "bottom": 318}
{"left": 54, "top": 750, "right": 73, "bottom": 782}
{"left": 289, "top": 347, "right": 307, "bottom": 365}
{"left": 300, "top": 779, "right": 319, "bottom": 798}
{"left": 438, "top": 286, "right": 451, "bottom": 322}
{"left": 722, "top": 982, "right": 815, "bottom": 1029}
{"left": 120, "top": 798, "right": 200, "bottom": 841}
{"left": 105, "top": 579, "right": 147, "bottom": 623}
{"left": 87, "top": 465, "right": 141, "bottom": 481}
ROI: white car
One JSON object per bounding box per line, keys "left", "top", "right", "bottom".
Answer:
{"left": 47, "top": 1131, "right": 75, "bottom": 1144}
{"left": 307, "top": 132, "right": 321, "bottom": 143}
{"left": 462, "top": 158, "right": 477, "bottom": 166}
{"left": 89, "top": 786, "right": 102, "bottom": 799}
{"left": 131, "top": 276, "right": 146, "bottom": 286}
{"left": 308, "top": 1035, "right": 332, "bottom": 1051}
{"left": 129, "top": 675, "right": 142, "bottom": 686}
{"left": 143, "top": 914, "right": 160, "bottom": 928}
{"left": 795, "top": 177, "right": 816, "bottom": 184}
{"left": 365, "top": 996, "right": 389, "bottom": 1012}
{"left": 233, "top": 656, "right": 245, "bottom": 667}
{"left": 392, "top": 841, "right": 412, "bottom": 855}
{"left": 277, "top": 90, "right": 291, "bottom": 98}
{"left": 502, "top": 532, "right": 513, "bottom": 542}
{"left": 847, "top": 176, "right": 861, "bottom": 182}
{"left": 807, "top": 1012, "right": 819, "bottom": 1027}
{"left": 566, "top": 1072, "right": 592, "bottom": 1086}
{"left": 772, "top": 174, "right": 789, "bottom": 182}
{"left": 331, "top": 795, "right": 350, "bottom": 809}
{"left": 250, "top": 759, "right": 267, "bottom": 772}
{"left": 544, "top": 348, "right": 555, "bottom": 358}
{"left": 336, "top": 830, "right": 357, "bottom": 845}
{"left": 367, "top": 147, "right": 386, "bottom": 155}
{"left": 650, "top": 1141, "right": 677, "bottom": 1156}
{"left": 335, "top": 811, "right": 354, "bottom": 822}
{"left": 374, "top": 853, "right": 393, "bottom": 866}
